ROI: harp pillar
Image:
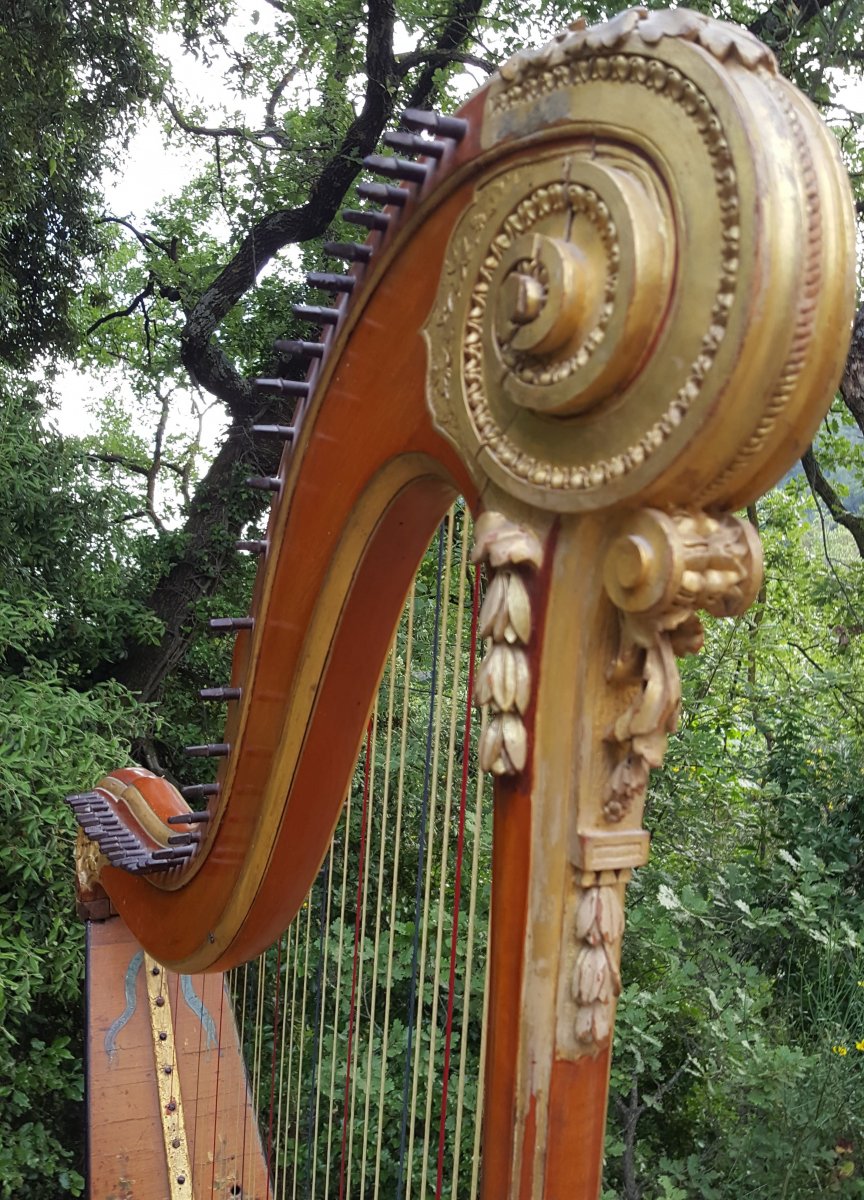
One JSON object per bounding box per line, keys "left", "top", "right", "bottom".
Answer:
{"left": 421, "top": 10, "right": 855, "bottom": 1197}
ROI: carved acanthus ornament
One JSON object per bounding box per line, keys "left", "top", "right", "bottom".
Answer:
{"left": 602, "top": 510, "right": 763, "bottom": 821}
{"left": 494, "top": 6, "right": 777, "bottom": 101}
{"left": 472, "top": 512, "right": 543, "bottom": 776}
{"left": 75, "top": 827, "right": 105, "bottom": 895}
{"left": 571, "top": 870, "right": 627, "bottom": 1045}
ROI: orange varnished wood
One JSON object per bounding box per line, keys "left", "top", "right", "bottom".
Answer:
{"left": 87, "top": 919, "right": 166, "bottom": 1200}
{"left": 482, "top": 775, "right": 533, "bottom": 1200}
{"left": 544, "top": 1053, "right": 612, "bottom": 1199}
{"left": 175, "top": 974, "right": 268, "bottom": 1197}
{"left": 101, "top": 170, "right": 491, "bottom": 971}
{"left": 518, "top": 1095, "right": 538, "bottom": 1200}
{"left": 109, "top": 769, "right": 190, "bottom": 826}
{"left": 87, "top": 917, "right": 268, "bottom": 1199}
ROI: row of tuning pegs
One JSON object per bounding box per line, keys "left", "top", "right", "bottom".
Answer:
{"left": 250, "top": 105, "right": 469, "bottom": 440}
{"left": 68, "top": 108, "right": 470, "bottom": 873}
{"left": 65, "top": 791, "right": 200, "bottom": 873}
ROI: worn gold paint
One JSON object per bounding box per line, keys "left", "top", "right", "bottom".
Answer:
{"left": 144, "top": 955, "right": 195, "bottom": 1200}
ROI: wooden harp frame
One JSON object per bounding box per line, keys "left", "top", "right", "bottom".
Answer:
{"left": 71, "top": 8, "right": 856, "bottom": 1198}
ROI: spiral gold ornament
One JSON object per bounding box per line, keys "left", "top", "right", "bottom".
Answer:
{"left": 425, "top": 6, "right": 856, "bottom": 513}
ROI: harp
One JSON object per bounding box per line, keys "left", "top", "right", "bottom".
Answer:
{"left": 69, "top": 8, "right": 856, "bottom": 1198}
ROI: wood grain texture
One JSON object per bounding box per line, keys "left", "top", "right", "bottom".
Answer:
{"left": 87, "top": 918, "right": 268, "bottom": 1199}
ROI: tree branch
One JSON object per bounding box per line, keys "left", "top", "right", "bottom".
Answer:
{"left": 177, "top": 0, "right": 400, "bottom": 417}
{"left": 178, "top": 0, "right": 489, "bottom": 417}
{"left": 616, "top": 1083, "right": 643, "bottom": 1200}
{"left": 748, "top": 0, "right": 846, "bottom": 40}
{"left": 801, "top": 447, "right": 864, "bottom": 557}
{"left": 396, "top": 48, "right": 496, "bottom": 76}
{"left": 85, "top": 280, "right": 155, "bottom": 337}
{"left": 88, "top": 451, "right": 184, "bottom": 478}
{"left": 95, "top": 216, "right": 177, "bottom": 259}
{"left": 840, "top": 303, "right": 864, "bottom": 437}
{"left": 403, "top": 0, "right": 486, "bottom": 110}
{"left": 162, "top": 95, "right": 276, "bottom": 150}
{"left": 264, "top": 65, "right": 299, "bottom": 137}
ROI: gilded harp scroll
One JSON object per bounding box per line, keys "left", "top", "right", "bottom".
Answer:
{"left": 69, "top": 8, "right": 856, "bottom": 1199}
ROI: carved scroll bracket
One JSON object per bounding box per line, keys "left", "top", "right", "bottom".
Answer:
{"left": 602, "top": 508, "right": 762, "bottom": 821}
{"left": 472, "top": 511, "right": 544, "bottom": 776}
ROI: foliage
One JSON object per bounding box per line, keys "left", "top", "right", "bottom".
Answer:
{"left": 0, "top": 666, "right": 142, "bottom": 1198}
{"left": 0, "top": 379, "right": 152, "bottom": 1195}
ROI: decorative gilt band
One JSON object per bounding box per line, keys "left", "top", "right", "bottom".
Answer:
{"left": 145, "top": 955, "right": 195, "bottom": 1199}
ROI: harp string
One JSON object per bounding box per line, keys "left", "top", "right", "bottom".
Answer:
{"left": 265, "top": 934, "right": 285, "bottom": 1193}
{"left": 295, "top": 863, "right": 319, "bottom": 1194}
{"left": 372, "top": 587, "right": 417, "bottom": 1200}
{"left": 339, "top": 718, "right": 374, "bottom": 1200}
{"left": 304, "top": 857, "right": 330, "bottom": 1187}
{"left": 398, "top": 517, "right": 449, "bottom": 1200}
{"left": 191, "top": 923, "right": 207, "bottom": 1192}
{"left": 359, "top": 639, "right": 398, "bottom": 1198}
{"left": 436, "top": 544, "right": 481, "bottom": 1198}
{"left": 349, "top": 713, "right": 379, "bottom": 1194}
{"left": 413, "top": 508, "right": 459, "bottom": 1200}
{"left": 223, "top": 503, "right": 490, "bottom": 1197}
{"left": 324, "top": 777, "right": 354, "bottom": 1199}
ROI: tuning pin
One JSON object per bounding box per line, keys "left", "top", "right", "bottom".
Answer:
{"left": 104, "top": 847, "right": 132, "bottom": 862}
{"left": 185, "top": 743, "right": 231, "bottom": 757}
{"left": 400, "top": 108, "right": 468, "bottom": 141}
{"left": 323, "top": 241, "right": 373, "bottom": 263}
{"left": 251, "top": 424, "right": 295, "bottom": 440}
{"left": 171, "top": 800, "right": 215, "bottom": 815}
{"left": 306, "top": 272, "right": 356, "bottom": 295}
{"left": 343, "top": 210, "right": 390, "bottom": 232}
{"left": 151, "top": 846, "right": 194, "bottom": 861}
{"left": 246, "top": 475, "right": 281, "bottom": 492}
{"left": 68, "top": 793, "right": 108, "bottom": 812}
{"left": 253, "top": 378, "right": 310, "bottom": 398}
{"left": 383, "top": 130, "right": 445, "bottom": 159}
{"left": 113, "top": 855, "right": 150, "bottom": 873}
{"left": 357, "top": 182, "right": 410, "bottom": 207}
{"left": 293, "top": 303, "right": 340, "bottom": 326}
{"left": 236, "top": 539, "right": 268, "bottom": 554}
{"left": 66, "top": 791, "right": 101, "bottom": 807}
{"left": 209, "top": 617, "right": 254, "bottom": 633}
{"left": 199, "top": 686, "right": 242, "bottom": 701}
{"left": 78, "top": 816, "right": 107, "bottom": 832}
{"left": 167, "top": 832, "right": 201, "bottom": 846}
{"left": 273, "top": 338, "right": 325, "bottom": 359}
{"left": 363, "top": 154, "right": 429, "bottom": 186}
